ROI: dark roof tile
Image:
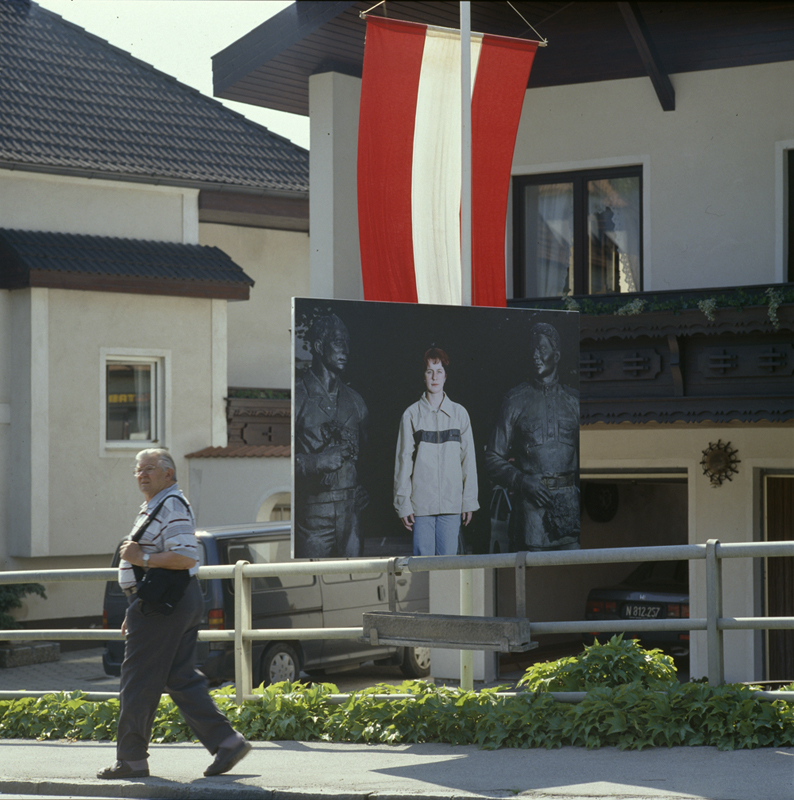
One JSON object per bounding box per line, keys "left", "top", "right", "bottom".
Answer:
{"left": 0, "top": 228, "right": 254, "bottom": 290}
{"left": 0, "top": 0, "right": 308, "bottom": 193}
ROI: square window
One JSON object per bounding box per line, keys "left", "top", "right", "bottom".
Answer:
{"left": 513, "top": 167, "right": 643, "bottom": 298}
{"left": 104, "top": 357, "right": 162, "bottom": 445}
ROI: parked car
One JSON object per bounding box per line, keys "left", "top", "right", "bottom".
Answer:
{"left": 103, "top": 522, "right": 431, "bottom": 686}
{"left": 583, "top": 560, "right": 690, "bottom": 659}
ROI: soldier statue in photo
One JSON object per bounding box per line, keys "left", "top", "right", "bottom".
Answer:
{"left": 294, "top": 314, "right": 369, "bottom": 559}
{"left": 485, "top": 321, "right": 580, "bottom": 551}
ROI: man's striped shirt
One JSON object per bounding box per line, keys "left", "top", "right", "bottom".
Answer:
{"left": 118, "top": 485, "right": 199, "bottom": 590}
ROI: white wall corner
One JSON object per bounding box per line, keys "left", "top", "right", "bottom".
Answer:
{"left": 308, "top": 71, "right": 364, "bottom": 301}
{"left": 30, "top": 288, "right": 50, "bottom": 556}
{"left": 211, "top": 299, "right": 228, "bottom": 448}
{"left": 9, "top": 289, "right": 49, "bottom": 557}
{"left": 182, "top": 188, "right": 200, "bottom": 245}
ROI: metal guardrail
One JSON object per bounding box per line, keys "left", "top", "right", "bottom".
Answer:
{"left": 1, "top": 539, "right": 793, "bottom": 704}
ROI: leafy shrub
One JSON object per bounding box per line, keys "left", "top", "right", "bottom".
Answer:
{"left": 0, "top": 584, "right": 47, "bottom": 629}
{"left": 2, "top": 639, "right": 792, "bottom": 751}
{"left": 517, "top": 635, "right": 678, "bottom": 692}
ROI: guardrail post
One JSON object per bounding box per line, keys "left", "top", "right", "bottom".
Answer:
{"left": 706, "top": 539, "right": 725, "bottom": 685}
{"left": 234, "top": 560, "right": 252, "bottom": 704}
{"left": 515, "top": 552, "right": 528, "bottom": 618}
{"left": 387, "top": 557, "right": 399, "bottom": 612}
{"left": 460, "top": 568, "right": 474, "bottom": 690}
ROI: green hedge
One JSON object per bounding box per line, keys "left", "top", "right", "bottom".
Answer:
{"left": 2, "top": 638, "right": 792, "bottom": 750}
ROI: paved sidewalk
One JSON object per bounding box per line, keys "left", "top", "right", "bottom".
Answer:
{"left": 0, "top": 647, "right": 120, "bottom": 695}
{"left": 0, "top": 739, "right": 793, "bottom": 799}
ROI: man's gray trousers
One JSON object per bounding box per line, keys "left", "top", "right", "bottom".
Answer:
{"left": 117, "top": 578, "right": 234, "bottom": 761}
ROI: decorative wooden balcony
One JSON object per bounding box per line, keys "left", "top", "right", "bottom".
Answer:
{"left": 226, "top": 389, "right": 290, "bottom": 446}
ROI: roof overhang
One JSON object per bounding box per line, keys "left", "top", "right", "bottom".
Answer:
{"left": 213, "top": 1, "right": 794, "bottom": 117}
{"left": 0, "top": 228, "right": 255, "bottom": 301}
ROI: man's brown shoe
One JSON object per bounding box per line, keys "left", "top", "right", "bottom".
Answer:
{"left": 204, "top": 739, "right": 252, "bottom": 776}
{"left": 97, "top": 760, "right": 149, "bottom": 779}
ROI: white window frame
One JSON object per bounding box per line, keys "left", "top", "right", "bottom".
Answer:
{"left": 100, "top": 348, "right": 171, "bottom": 455}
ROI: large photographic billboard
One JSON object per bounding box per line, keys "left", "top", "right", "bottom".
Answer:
{"left": 291, "top": 298, "right": 579, "bottom": 560}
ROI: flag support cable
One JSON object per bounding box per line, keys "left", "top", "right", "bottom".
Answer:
{"left": 358, "top": 7, "right": 549, "bottom": 47}
{"left": 360, "top": 11, "right": 548, "bottom": 47}
{"left": 506, "top": 0, "right": 549, "bottom": 45}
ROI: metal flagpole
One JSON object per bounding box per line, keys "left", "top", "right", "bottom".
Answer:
{"left": 459, "top": 0, "right": 474, "bottom": 692}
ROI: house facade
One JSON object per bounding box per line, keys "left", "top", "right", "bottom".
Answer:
{"left": 212, "top": 1, "right": 794, "bottom": 683}
{"left": 0, "top": 1, "right": 307, "bottom": 625}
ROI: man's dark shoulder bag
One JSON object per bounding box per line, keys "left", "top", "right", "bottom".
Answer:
{"left": 130, "top": 495, "right": 192, "bottom": 616}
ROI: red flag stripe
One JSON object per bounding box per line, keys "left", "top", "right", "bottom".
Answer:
{"left": 472, "top": 35, "right": 538, "bottom": 307}
{"left": 357, "top": 18, "right": 424, "bottom": 303}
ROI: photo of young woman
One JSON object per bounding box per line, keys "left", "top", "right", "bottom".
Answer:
{"left": 393, "top": 347, "right": 479, "bottom": 556}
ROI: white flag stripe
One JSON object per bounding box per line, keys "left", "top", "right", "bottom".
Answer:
{"left": 411, "top": 28, "right": 482, "bottom": 305}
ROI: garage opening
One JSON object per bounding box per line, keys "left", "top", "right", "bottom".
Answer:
{"left": 497, "top": 475, "right": 689, "bottom": 675}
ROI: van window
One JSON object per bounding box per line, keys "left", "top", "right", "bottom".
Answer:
{"left": 225, "top": 538, "right": 314, "bottom": 591}
{"left": 321, "top": 572, "right": 384, "bottom": 585}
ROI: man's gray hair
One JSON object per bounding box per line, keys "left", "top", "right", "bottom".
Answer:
{"left": 136, "top": 448, "right": 177, "bottom": 480}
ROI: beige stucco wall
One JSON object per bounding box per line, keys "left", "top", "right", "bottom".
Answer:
{"left": 187, "top": 455, "right": 291, "bottom": 528}
{"left": 0, "top": 170, "right": 199, "bottom": 243}
{"left": 513, "top": 60, "right": 794, "bottom": 291}
{"left": 199, "top": 223, "right": 310, "bottom": 390}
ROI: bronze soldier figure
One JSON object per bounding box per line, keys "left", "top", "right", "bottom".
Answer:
{"left": 294, "top": 314, "right": 369, "bottom": 558}
{"left": 485, "top": 321, "right": 580, "bottom": 551}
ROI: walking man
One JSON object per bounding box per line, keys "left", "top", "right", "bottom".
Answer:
{"left": 98, "top": 448, "right": 251, "bottom": 779}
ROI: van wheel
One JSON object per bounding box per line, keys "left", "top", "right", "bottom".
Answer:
{"left": 400, "top": 646, "right": 431, "bottom": 678}
{"left": 259, "top": 643, "right": 300, "bottom": 686}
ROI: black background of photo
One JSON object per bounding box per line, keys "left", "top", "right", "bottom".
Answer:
{"left": 293, "top": 298, "right": 580, "bottom": 557}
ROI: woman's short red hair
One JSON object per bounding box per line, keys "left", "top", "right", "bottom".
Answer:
{"left": 423, "top": 347, "right": 449, "bottom": 369}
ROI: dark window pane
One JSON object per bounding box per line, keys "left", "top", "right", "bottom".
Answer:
{"left": 520, "top": 182, "right": 574, "bottom": 297}
{"left": 106, "top": 363, "right": 152, "bottom": 441}
{"left": 513, "top": 168, "right": 642, "bottom": 298}
{"left": 587, "top": 176, "right": 641, "bottom": 294}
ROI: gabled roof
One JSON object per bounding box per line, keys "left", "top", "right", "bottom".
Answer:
{"left": 0, "top": 228, "right": 255, "bottom": 300}
{"left": 213, "top": 1, "right": 794, "bottom": 116}
{"left": 0, "top": 0, "right": 308, "bottom": 195}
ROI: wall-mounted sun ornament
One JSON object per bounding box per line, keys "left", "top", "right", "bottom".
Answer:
{"left": 700, "top": 440, "right": 740, "bottom": 487}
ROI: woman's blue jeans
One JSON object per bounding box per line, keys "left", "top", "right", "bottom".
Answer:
{"left": 413, "top": 514, "right": 460, "bottom": 556}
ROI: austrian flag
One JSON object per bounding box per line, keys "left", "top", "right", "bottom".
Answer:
{"left": 357, "top": 17, "right": 538, "bottom": 307}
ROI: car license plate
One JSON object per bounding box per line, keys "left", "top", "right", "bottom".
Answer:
{"left": 622, "top": 604, "right": 662, "bottom": 619}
